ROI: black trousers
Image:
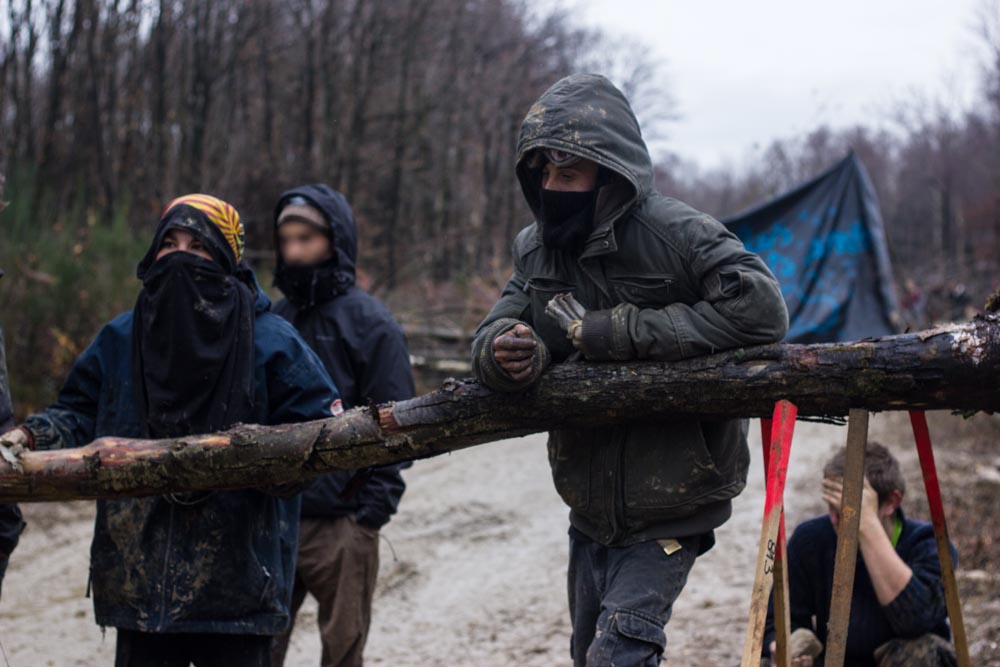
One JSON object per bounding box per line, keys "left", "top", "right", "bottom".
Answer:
{"left": 115, "top": 629, "right": 272, "bottom": 667}
{"left": 568, "top": 527, "right": 701, "bottom": 667}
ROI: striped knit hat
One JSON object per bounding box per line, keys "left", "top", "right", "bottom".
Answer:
{"left": 162, "top": 194, "right": 245, "bottom": 263}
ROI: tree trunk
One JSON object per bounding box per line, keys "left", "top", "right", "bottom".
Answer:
{"left": 2, "top": 317, "right": 998, "bottom": 503}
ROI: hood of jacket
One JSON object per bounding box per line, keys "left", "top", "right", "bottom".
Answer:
{"left": 272, "top": 184, "right": 357, "bottom": 305}
{"left": 516, "top": 73, "right": 655, "bottom": 245}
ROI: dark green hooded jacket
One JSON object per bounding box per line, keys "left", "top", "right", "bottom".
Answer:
{"left": 472, "top": 73, "right": 789, "bottom": 547}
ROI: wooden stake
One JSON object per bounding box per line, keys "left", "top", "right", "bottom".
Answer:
{"left": 909, "top": 411, "right": 971, "bottom": 667}
{"left": 825, "top": 408, "right": 869, "bottom": 667}
{"left": 741, "top": 400, "right": 797, "bottom": 667}
{"left": 773, "top": 522, "right": 791, "bottom": 667}
{"left": 761, "top": 418, "right": 793, "bottom": 667}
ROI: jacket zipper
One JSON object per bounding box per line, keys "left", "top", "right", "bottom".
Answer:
{"left": 614, "top": 431, "right": 628, "bottom": 542}
{"left": 589, "top": 256, "right": 627, "bottom": 543}
{"left": 604, "top": 431, "right": 627, "bottom": 543}
{"left": 308, "top": 271, "right": 318, "bottom": 308}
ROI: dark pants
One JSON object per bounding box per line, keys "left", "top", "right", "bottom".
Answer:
{"left": 114, "top": 629, "right": 272, "bottom": 667}
{"left": 568, "top": 527, "right": 700, "bottom": 667}
{"left": 271, "top": 516, "right": 380, "bottom": 667}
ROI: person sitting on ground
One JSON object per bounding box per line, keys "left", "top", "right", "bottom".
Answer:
{"left": 764, "top": 441, "right": 957, "bottom": 667}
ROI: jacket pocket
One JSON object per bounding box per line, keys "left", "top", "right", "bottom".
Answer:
{"left": 612, "top": 608, "right": 666, "bottom": 652}
{"left": 525, "top": 276, "right": 578, "bottom": 359}
{"left": 622, "top": 420, "right": 725, "bottom": 511}
{"left": 169, "top": 491, "right": 272, "bottom": 623}
{"left": 608, "top": 274, "right": 675, "bottom": 308}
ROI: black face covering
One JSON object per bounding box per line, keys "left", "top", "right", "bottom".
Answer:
{"left": 131, "top": 209, "right": 256, "bottom": 442}
{"left": 273, "top": 257, "right": 351, "bottom": 309}
{"left": 539, "top": 188, "right": 598, "bottom": 252}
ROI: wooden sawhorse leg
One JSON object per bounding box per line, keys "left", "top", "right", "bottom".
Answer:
{"left": 825, "top": 408, "right": 869, "bottom": 667}
{"left": 760, "top": 416, "right": 792, "bottom": 667}
{"left": 741, "top": 400, "right": 797, "bottom": 667}
{"left": 909, "top": 410, "right": 971, "bottom": 667}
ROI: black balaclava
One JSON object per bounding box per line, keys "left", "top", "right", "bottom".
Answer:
{"left": 273, "top": 196, "right": 351, "bottom": 309}
{"left": 539, "top": 188, "right": 599, "bottom": 252}
{"left": 131, "top": 205, "right": 256, "bottom": 443}
{"left": 537, "top": 157, "right": 610, "bottom": 252}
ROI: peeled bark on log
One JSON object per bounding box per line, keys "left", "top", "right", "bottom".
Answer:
{"left": 2, "top": 316, "right": 998, "bottom": 503}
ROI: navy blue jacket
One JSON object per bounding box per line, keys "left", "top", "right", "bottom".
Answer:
{"left": 0, "top": 321, "right": 25, "bottom": 562}
{"left": 273, "top": 184, "right": 413, "bottom": 529}
{"left": 22, "top": 283, "right": 340, "bottom": 635}
{"left": 764, "top": 511, "right": 955, "bottom": 666}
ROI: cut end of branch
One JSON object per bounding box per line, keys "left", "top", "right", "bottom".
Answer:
{"left": 379, "top": 406, "right": 401, "bottom": 431}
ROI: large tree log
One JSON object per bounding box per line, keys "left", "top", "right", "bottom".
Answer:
{"left": 2, "top": 316, "right": 998, "bottom": 502}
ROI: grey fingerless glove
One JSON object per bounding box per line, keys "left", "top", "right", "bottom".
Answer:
{"left": 472, "top": 318, "right": 551, "bottom": 392}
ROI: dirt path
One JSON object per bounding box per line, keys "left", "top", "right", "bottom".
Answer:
{"left": 0, "top": 415, "right": 990, "bottom": 665}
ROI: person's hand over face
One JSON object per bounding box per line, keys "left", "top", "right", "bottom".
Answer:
{"left": 822, "top": 476, "right": 880, "bottom": 528}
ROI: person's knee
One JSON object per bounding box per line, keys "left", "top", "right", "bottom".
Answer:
{"left": 586, "top": 608, "right": 666, "bottom": 667}
{"left": 874, "top": 633, "right": 957, "bottom": 667}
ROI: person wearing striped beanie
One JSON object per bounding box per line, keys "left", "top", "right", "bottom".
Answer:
{"left": 0, "top": 194, "right": 341, "bottom": 666}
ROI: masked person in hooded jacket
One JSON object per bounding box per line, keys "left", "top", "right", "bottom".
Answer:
{"left": 268, "top": 184, "right": 414, "bottom": 667}
{"left": 471, "top": 74, "right": 790, "bottom": 666}
{"left": 0, "top": 195, "right": 341, "bottom": 667}
{"left": 0, "top": 266, "right": 25, "bottom": 600}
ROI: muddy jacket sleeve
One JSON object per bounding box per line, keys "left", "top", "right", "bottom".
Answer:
{"left": 257, "top": 329, "right": 340, "bottom": 497}
{"left": 22, "top": 329, "right": 105, "bottom": 450}
{"left": 471, "top": 248, "right": 551, "bottom": 392}
{"left": 265, "top": 333, "right": 340, "bottom": 426}
{"left": 580, "top": 216, "right": 789, "bottom": 361}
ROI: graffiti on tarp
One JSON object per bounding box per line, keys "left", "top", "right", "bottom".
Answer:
{"left": 736, "top": 213, "right": 873, "bottom": 339}
{"left": 725, "top": 153, "right": 896, "bottom": 343}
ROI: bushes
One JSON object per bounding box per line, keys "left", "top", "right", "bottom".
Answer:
{"left": 0, "top": 173, "right": 147, "bottom": 417}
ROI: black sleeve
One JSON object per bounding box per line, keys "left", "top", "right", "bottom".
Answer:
{"left": 470, "top": 242, "right": 551, "bottom": 393}
{"left": 357, "top": 316, "right": 415, "bottom": 405}
{"left": 882, "top": 531, "right": 954, "bottom": 637}
{"left": 0, "top": 503, "right": 24, "bottom": 559}
{"left": 22, "top": 327, "right": 104, "bottom": 450}
{"left": 0, "top": 323, "right": 24, "bottom": 568}
{"left": 0, "top": 323, "right": 14, "bottom": 432}
{"left": 353, "top": 316, "right": 416, "bottom": 530}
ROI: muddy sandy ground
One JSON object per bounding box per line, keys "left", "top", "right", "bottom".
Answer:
{"left": 1, "top": 413, "right": 997, "bottom": 665}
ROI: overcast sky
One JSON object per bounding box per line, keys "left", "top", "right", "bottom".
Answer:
{"left": 580, "top": 0, "right": 988, "bottom": 170}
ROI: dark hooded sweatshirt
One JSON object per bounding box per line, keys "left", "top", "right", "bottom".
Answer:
{"left": 472, "top": 74, "right": 789, "bottom": 548}
{"left": 273, "top": 184, "right": 413, "bottom": 530}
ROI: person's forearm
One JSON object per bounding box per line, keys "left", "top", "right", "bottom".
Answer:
{"left": 859, "top": 515, "right": 913, "bottom": 605}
